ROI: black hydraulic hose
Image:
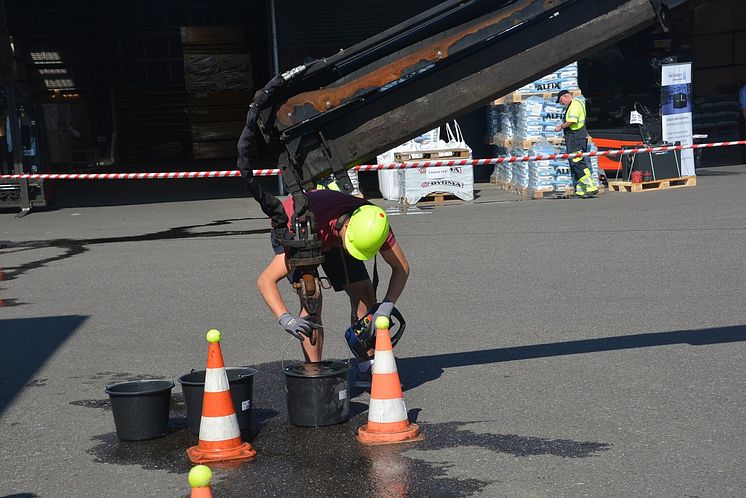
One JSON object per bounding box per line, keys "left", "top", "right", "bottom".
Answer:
{"left": 237, "top": 75, "right": 289, "bottom": 231}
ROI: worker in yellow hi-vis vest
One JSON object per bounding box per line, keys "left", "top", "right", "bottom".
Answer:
{"left": 555, "top": 90, "right": 599, "bottom": 198}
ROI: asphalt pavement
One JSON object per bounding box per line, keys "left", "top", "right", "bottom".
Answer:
{"left": 1, "top": 166, "right": 745, "bottom": 497}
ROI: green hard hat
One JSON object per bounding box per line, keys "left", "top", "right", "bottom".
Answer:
{"left": 343, "top": 205, "right": 389, "bottom": 261}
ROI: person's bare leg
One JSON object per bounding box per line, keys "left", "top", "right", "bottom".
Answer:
{"left": 298, "top": 293, "right": 323, "bottom": 363}
{"left": 345, "top": 280, "right": 377, "bottom": 378}
{"left": 344, "top": 280, "right": 376, "bottom": 324}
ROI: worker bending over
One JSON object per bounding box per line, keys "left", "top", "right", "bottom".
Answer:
{"left": 257, "top": 189, "right": 409, "bottom": 386}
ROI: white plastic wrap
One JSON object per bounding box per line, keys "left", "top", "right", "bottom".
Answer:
{"left": 377, "top": 121, "right": 474, "bottom": 203}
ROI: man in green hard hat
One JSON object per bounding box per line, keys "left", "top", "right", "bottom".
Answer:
{"left": 257, "top": 188, "right": 409, "bottom": 385}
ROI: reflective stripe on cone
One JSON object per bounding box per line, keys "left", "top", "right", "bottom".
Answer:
{"left": 187, "top": 330, "right": 256, "bottom": 463}
{"left": 357, "top": 326, "right": 421, "bottom": 445}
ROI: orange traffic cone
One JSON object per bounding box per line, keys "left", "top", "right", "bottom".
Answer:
{"left": 187, "top": 329, "right": 256, "bottom": 464}
{"left": 188, "top": 465, "right": 213, "bottom": 498}
{"left": 357, "top": 316, "right": 421, "bottom": 445}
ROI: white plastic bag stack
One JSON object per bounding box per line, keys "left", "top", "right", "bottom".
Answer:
{"left": 588, "top": 139, "right": 600, "bottom": 183}
{"left": 377, "top": 121, "right": 474, "bottom": 203}
{"left": 377, "top": 138, "right": 418, "bottom": 201}
{"left": 527, "top": 139, "right": 556, "bottom": 192}
{"left": 491, "top": 160, "right": 513, "bottom": 186}
{"left": 399, "top": 121, "right": 473, "bottom": 204}
{"left": 514, "top": 62, "right": 579, "bottom": 93}
{"left": 516, "top": 97, "right": 566, "bottom": 141}
{"left": 554, "top": 162, "right": 573, "bottom": 193}
{"left": 510, "top": 147, "right": 529, "bottom": 189}
{"left": 516, "top": 97, "right": 545, "bottom": 141}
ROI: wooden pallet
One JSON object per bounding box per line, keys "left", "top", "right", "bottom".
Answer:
{"left": 404, "top": 192, "right": 464, "bottom": 206}
{"left": 492, "top": 89, "right": 581, "bottom": 105}
{"left": 518, "top": 187, "right": 558, "bottom": 199}
{"left": 491, "top": 177, "right": 570, "bottom": 199}
{"left": 394, "top": 148, "right": 471, "bottom": 162}
{"left": 608, "top": 176, "right": 696, "bottom": 193}
{"left": 491, "top": 176, "right": 513, "bottom": 190}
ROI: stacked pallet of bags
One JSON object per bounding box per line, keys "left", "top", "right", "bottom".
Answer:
{"left": 513, "top": 62, "right": 579, "bottom": 94}
{"left": 490, "top": 154, "right": 514, "bottom": 187}
{"left": 488, "top": 62, "right": 594, "bottom": 196}
{"left": 377, "top": 121, "right": 474, "bottom": 204}
{"left": 506, "top": 140, "right": 559, "bottom": 194}
{"left": 515, "top": 97, "right": 565, "bottom": 141}
{"left": 485, "top": 103, "right": 519, "bottom": 142}
{"left": 588, "top": 140, "right": 601, "bottom": 185}
{"left": 527, "top": 140, "right": 557, "bottom": 193}
{"left": 486, "top": 62, "right": 580, "bottom": 146}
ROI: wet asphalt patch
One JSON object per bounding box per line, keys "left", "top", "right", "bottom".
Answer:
{"left": 79, "top": 361, "right": 610, "bottom": 497}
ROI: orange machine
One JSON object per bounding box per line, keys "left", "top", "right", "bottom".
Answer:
{"left": 590, "top": 135, "right": 642, "bottom": 172}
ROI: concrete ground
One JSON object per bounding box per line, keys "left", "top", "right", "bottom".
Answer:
{"left": 1, "top": 166, "right": 745, "bottom": 497}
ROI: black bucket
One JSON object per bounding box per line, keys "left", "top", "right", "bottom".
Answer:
{"left": 178, "top": 367, "right": 257, "bottom": 435}
{"left": 105, "top": 379, "right": 174, "bottom": 441}
{"left": 284, "top": 360, "right": 349, "bottom": 427}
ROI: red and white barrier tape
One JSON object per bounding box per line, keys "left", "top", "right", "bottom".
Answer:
{"left": 1, "top": 140, "right": 744, "bottom": 180}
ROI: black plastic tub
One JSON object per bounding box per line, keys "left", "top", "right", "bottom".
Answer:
{"left": 284, "top": 360, "right": 349, "bottom": 427}
{"left": 178, "top": 367, "right": 257, "bottom": 435}
{"left": 105, "top": 379, "right": 174, "bottom": 441}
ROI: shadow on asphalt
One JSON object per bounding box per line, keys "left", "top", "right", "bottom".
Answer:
{"left": 0, "top": 218, "right": 269, "bottom": 307}
{"left": 0, "top": 315, "right": 88, "bottom": 415}
{"left": 398, "top": 324, "right": 746, "bottom": 390}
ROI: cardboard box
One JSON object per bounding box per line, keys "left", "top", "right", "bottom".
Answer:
{"left": 184, "top": 53, "right": 252, "bottom": 94}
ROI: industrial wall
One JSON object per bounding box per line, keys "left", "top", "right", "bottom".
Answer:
{"left": 272, "top": 0, "right": 441, "bottom": 71}
{"left": 5, "top": 0, "right": 270, "bottom": 166}
{"left": 4, "top": 0, "right": 745, "bottom": 171}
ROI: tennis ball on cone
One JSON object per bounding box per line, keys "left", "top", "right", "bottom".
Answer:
{"left": 188, "top": 465, "right": 212, "bottom": 487}
{"left": 374, "top": 316, "right": 390, "bottom": 330}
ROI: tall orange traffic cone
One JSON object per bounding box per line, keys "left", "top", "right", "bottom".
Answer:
{"left": 187, "top": 329, "right": 256, "bottom": 463}
{"left": 357, "top": 316, "right": 421, "bottom": 445}
{"left": 188, "top": 465, "right": 213, "bottom": 498}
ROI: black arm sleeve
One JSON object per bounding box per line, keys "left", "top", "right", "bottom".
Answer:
{"left": 237, "top": 75, "right": 289, "bottom": 230}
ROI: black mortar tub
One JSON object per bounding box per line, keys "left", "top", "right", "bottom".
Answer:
{"left": 178, "top": 367, "right": 257, "bottom": 435}
{"left": 284, "top": 360, "right": 349, "bottom": 427}
{"left": 105, "top": 379, "right": 174, "bottom": 441}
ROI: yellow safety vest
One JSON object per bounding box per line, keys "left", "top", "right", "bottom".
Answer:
{"left": 564, "top": 97, "right": 586, "bottom": 131}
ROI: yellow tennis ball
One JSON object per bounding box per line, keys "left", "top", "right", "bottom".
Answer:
{"left": 374, "top": 316, "right": 390, "bottom": 330}
{"left": 205, "top": 329, "right": 221, "bottom": 343}
{"left": 188, "top": 465, "right": 212, "bottom": 487}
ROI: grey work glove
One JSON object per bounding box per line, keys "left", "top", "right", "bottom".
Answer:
{"left": 279, "top": 313, "right": 314, "bottom": 341}
{"left": 371, "top": 301, "right": 395, "bottom": 330}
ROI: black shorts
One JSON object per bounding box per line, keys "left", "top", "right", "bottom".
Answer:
{"left": 271, "top": 229, "right": 370, "bottom": 292}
